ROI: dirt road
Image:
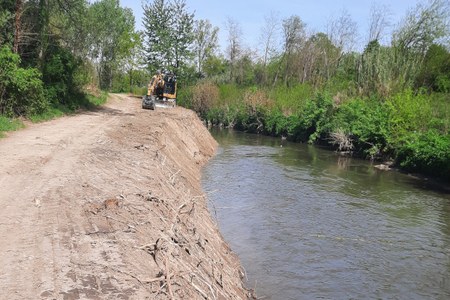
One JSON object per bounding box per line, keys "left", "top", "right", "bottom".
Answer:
{"left": 0, "top": 94, "right": 250, "bottom": 299}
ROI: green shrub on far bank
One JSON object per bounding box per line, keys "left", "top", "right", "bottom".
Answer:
{"left": 396, "top": 130, "right": 450, "bottom": 180}
{"left": 183, "top": 80, "right": 450, "bottom": 181}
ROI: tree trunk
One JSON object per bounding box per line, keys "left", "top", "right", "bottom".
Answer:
{"left": 13, "top": 0, "right": 24, "bottom": 54}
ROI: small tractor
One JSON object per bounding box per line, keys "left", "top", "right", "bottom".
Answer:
{"left": 142, "top": 70, "right": 177, "bottom": 110}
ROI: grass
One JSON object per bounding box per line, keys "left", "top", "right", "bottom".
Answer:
{"left": 29, "top": 91, "right": 109, "bottom": 123}
{"left": 0, "top": 116, "right": 25, "bottom": 138}
{"left": 0, "top": 91, "right": 109, "bottom": 137}
{"left": 85, "top": 91, "right": 108, "bottom": 106}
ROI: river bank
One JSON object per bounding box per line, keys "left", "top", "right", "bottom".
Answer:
{"left": 0, "top": 94, "right": 252, "bottom": 299}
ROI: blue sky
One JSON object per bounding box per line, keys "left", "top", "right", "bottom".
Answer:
{"left": 120, "top": 0, "right": 422, "bottom": 52}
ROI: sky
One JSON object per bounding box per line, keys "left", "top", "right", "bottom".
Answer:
{"left": 120, "top": 0, "right": 423, "bottom": 53}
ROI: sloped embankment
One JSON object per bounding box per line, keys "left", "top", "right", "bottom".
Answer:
{"left": 0, "top": 94, "right": 252, "bottom": 299}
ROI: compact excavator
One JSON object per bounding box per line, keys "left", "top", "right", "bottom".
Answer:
{"left": 142, "top": 70, "right": 177, "bottom": 110}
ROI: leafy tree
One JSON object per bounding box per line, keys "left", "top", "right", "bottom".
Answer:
{"left": 193, "top": 19, "right": 219, "bottom": 74}
{"left": 0, "top": 46, "right": 47, "bottom": 116}
{"left": 416, "top": 43, "right": 450, "bottom": 92}
{"left": 392, "top": 0, "right": 449, "bottom": 89}
{"left": 87, "top": 0, "right": 136, "bottom": 90}
{"left": 143, "top": 0, "right": 172, "bottom": 69}
{"left": 142, "top": 0, "right": 194, "bottom": 74}
{"left": 171, "top": 0, "right": 194, "bottom": 71}
{"left": 0, "top": 0, "right": 14, "bottom": 47}
{"left": 280, "top": 15, "right": 306, "bottom": 86}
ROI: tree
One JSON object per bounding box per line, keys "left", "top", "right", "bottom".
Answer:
{"left": 392, "top": 0, "right": 450, "bottom": 89}
{"left": 88, "top": 0, "right": 136, "bottom": 90}
{"left": 171, "top": 0, "right": 194, "bottom": 71}
{"left": 258, "top": 11, "right": 280, "bottom": 84}
{"left": 142, "top": 0, "right": 195, "bottom": 74}
{"left": 327, "top": 9, "right": 357, "bottom": 54}
{"left": 225, "top": 18, "right": 242, "bottom": 82}
{"left": 143, "top": 0, "right": 171, "bottom": 69}
{"left": 279, "top": 15, "right": 306, "bottom": 86}
{"left": 367, "top": 3, "right": 391, "bottom": 44}
{"left": 0, "top": 0, "right": 14, "bottom": 48}
{"left": 416, "top": 43, "right": 450, "bottom": 92}
{"left": 193, "top": 19, "right": 219, "bottom": 74}
{"left": 259, "top": 11, "right": 280, "bottom": 67}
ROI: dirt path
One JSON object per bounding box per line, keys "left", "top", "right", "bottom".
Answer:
{"left": 0, "top": 94, "right": 251, "bottom": 299}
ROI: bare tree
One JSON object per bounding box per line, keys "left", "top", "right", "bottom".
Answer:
{"left": 259, "top": 11, "right": 280, "bottom": 67}
{"left": 327, "top": 9, "right": 357, "bottom": 53}
{"left": 225, "top": 18, "right": 242, "bottom": 82}
{"left": 368, "top": 2, "right": 391, "bottom": 44}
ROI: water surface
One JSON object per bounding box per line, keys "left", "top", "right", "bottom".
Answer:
{"left": 202, "top": 129, "right": 450, "bottom": 299}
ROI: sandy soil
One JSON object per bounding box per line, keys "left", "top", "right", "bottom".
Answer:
{"left": 0, "top": 94, "right": 252, "bottom": 299}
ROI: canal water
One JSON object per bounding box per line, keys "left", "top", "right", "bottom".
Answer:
{"left": 201, "top": 129, "right": 450, "bottom": 300}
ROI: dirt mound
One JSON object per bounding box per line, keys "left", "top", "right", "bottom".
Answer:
{"left": 0, "top": 94, "right": 252, "bottom": 299}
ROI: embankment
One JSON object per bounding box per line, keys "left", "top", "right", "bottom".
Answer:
{"left": 0, "top": 94, "right": 252, "bottom": 299}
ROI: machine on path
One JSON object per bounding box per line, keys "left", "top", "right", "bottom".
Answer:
{"left": 142, "top": 70, "right": 177, "bottom": 110}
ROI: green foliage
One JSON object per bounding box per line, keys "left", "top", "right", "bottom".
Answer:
{"left": 88, "top": 0, "right": 136, "bottom": 90}
{"left": 396, "top": 130, "right": 450, "bottom": 180}
{"left": 218, "top": 84, "right": 244, "bottom": 106}
{"left": 0, "top": 46, "right": 48, "bottom": 116}
{"left": 43, "top": 44, "right": 87, "bottom": 108}
{"left": 385, "top": 89, "right": 434, "bottom": 147}
{"left": 0, "top": 115, "right": 24, "bottom": 137}
{"left": 269, "top": 83, "right": 313, "bottom": 114}
{"left": 332, "top": 98, "right": 391, "bottom": 158}
{"left": 29, "top": 91, "right": 108, "bottom": 123}
{"left": 416, "top": 44, "right": 450, "bottom": 92}
{"left": 143, "top": 0, "right": 194, "bottom": 73}
{"left": 0, "top": 0, "right": 14, "bottom": 47}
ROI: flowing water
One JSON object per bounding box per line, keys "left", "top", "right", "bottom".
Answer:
{"left": 201, "top": 129, "right": 450, "bottom": 300}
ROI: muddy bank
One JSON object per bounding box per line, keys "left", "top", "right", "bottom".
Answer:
{"left": 0, "top": 94, "right": 251, "bottom": 299}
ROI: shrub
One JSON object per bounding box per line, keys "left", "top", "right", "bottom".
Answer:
{"left": 191, "top": 81, "right": 220, "bottom": 117}
{"left": 386, "top": 89, "right": 433, "bottom": 147}
{"left": 396, "top": 130, "right": 450, "bottom": 180}
{"left": 300, "top": 94, "right": 334, "bottom": 143}
{"left": 331, "top": 98, "right": 391, "bottom": 159}
{"left": 0, "top": 46, "right": 47, "bottom": 116}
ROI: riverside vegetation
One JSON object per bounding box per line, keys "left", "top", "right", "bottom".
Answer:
{"left": 1, "top": 0, "right": 449, "bottom": 181}
{"left": 176, "top": 2, "right": 450, "bottom": 182}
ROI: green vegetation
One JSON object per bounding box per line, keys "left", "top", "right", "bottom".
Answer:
{"left": 174, "top": 0, "right": 450, "bottom": 181}
{"left": 1, "top": 0, "right": 449, "bottom": 180}
{"left": 0, "top": 116, "right": 24, "bottom": 137}
{"left": 0, "top": 0, "right": 143, "bottom": 133}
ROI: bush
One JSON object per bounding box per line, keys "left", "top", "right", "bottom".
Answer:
{"left": 386, "top": 89, "right": 433, "bottom": 147}
{"left": 299, "top": 94, "right": 334, "bottom": 143}
{"left": 269, "top": 83, "right": 313, "bottom": 114}
{"left": 191, "top": 81, "right": 220, "bottom": 117}
{"left": 396, "top": 130, "right": 450, "bottom": 180}
{"left": 332, "top": 98, "right": 391, "bottom": 158}
{"left": 0, "top": 46, "right": 48, "bottom": 116}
